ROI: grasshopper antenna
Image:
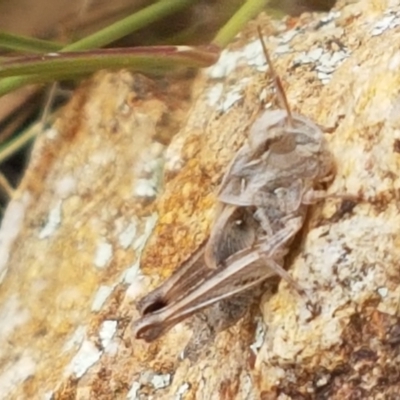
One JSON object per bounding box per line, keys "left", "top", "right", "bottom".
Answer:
{"left": 257, "top": 26, "right": 293, "bottom": 126}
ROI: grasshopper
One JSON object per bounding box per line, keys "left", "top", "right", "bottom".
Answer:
{"left": 132, "top": 28, "right": 335, "bottom": 342}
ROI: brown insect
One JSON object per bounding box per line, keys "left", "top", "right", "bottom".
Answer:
{"left": 132, "top": 27, "right": 335, "bottom": 342}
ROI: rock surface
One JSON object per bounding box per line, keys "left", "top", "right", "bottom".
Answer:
{"left": 1, "top": 0, "right": 400, "bottom": 398}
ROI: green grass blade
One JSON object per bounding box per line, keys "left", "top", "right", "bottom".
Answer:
{"left": 0, "top": 45, "right": 219, "bottom": 96}
{"left": 64, "top": 0, "right": 197, "bottom": 51}
{"left": 0, "top": 32, "right": 62, "bottom": 53}
{"left": 0, "top": 45, "right": 219, "bottom": 78}
{"left": 213, "top": 0, "right": 268, "bottom": 47}
{"left": 0, "top": 120, "right": 40, "bottom": 164}
{"left": 0, "top": 0, "right": 197, "bottom": 97}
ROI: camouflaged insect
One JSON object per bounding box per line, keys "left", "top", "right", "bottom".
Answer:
{"left": 132, "top": 29, "right": 335, "bottom": 342}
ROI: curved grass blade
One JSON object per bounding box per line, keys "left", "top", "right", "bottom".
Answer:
{"left": 213, "top": 0, "right": 268, "bottom": 47}
{"left": 0, "top": 0, "right": 196, "bottom": 97}
{"left": 63, "top": 0, "right": 196, "bottom": 51}
{"left": 0, "top": 45, "right": 220, "bottom": 79}
{"left": 0, "top": 32, "right": 62, "bottom": 53}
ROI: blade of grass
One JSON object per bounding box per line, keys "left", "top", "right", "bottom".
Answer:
{"left": 0, "top": 99, "right": 37, "bottom": 144}
{"left": 64, "top": 0, "right": 196, "bottom": 51}
{"left": 0, "top": 119, "right": 41, "bottom": 164}
{"left": 0, "top": 32, "right": 62, "bottom": 53}
{"left": 0, "top": 46, "right": 219, "bottom": 93}
{"left": 0, "top": 0, "right": 197, "bottom": 97}
{"left": 213, "top": 0, "right": 268, "bottom": 47}
{"left": 0, "top": 170, "right": 14, "bottom": 199}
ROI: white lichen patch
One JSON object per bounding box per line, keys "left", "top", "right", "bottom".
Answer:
{"left": 175, "top": 383, "right": 190, "bottom": 400}
{"left": 242, "top": 39, "right": 269, "bottom": 72}
{"left": 316, "top": 49, "right": 349, "bottom": 83}
{"left": 132, "top": 213, "right": 158, "bottom": 251}
{"left": 205, "top": 38, "right": 268, "bottom": 111}
{"left": 125, "top": 266, "right": 147, "bottom": 299}
{"left": 377, "top": 287, "right": 388, "bottom": 298}
{"left": 123, "top": 260, "right": 141, "bottom": 285}
{"left": 45, "top": 127, "right": 58, "bottom": 140}
{"left": 43, "top": 391, "right": 54, "bottom": 400}
{"left": 0, "top": 191, "right": 31, "bottom": 283}
{"left": 241, "top": 374, "right": 255, "bottom": 399}
{"left": 99, "top": 320, "right": 117, "bottom": 349}
{"left": 206, "top": 82, "right": 224, "bottom": 107}
{"left": 295, "top": 48, "right": 324, "bottom": 65}
{"left": 207, "top": 35, "right": 282, "bottom": 82}
{"left": 0, "top": 353, "right": 36, "bottom": 398}
{"left": 151, "top": 373, "right": 171, "bottom": 389}
{"left": 93, "top": 240, "right": 113, "bottom": 268}
{"left": 105, "top": 341, "right": 119, "bottom": 356}
{"left": 54, "top": 175, "right": 77, "bottom": 199}
{"left": 132, "top": 142, "right": 164, "bottom": 200}
{"left": 133, "top": 178, "right": 157, "bottom": 198}
{"left": 371, "top": 10, "right": 400, "bottom": 36}
{"left": 164, "top": 138, "right": 185, "bottom": 173}
{"left": 123, "top": 214, "right": 158, "bottom": 296}
{"left": 91, "top": 285, "right": 114, "bottom": 312}
{"left": 38, "top": 200, "right": 63, "bottom": 239}
{"left": 207, "top": 48, "right": 244, "bottom": 79}
{"left": 294, "top": 47, "right": 349, "bottom": 84}
{"left": 118, "top": 221, "right": 138, "bottom": 249}
{"left": 139, "top": 143, "right": 165, "bottom": 173}
{"left": 89, "top": 148, "right": 116, "bottom": 167}
{"left": 315, "top": 374, "right": 330, "bottom": 388}
{"left": 218, "top": 85, "right": 245, "bottom": 112}
{"left": 0, "top": 295, "right": 30, "bottom": 356}
{"left": 388, "top": 51, "right": 400, "bottom": 70}
{"left": 63, "top": 325, "right": 86, "bottom": 352}
{"left": 126, "top": 381, "right": 141, "bottom": 400}
{"left": 282, "top": 27, "right": 300, "bottom": 42}
{"left": 205, "top": 16, "right": 349, "bottom": 112}
{"left": 319, "top": 10, "right": 341, "bottom": 24}
{"left": 275, "top": 44, "right": 291, "bottom": 54}
{"left": 259, "top": 208, "right": 400, "bottom": 365}
{"left": 67, "top": 340, "right": 102, "bottom": 378}
{"left": 249, "top": 318, "right": 266, "bottom": 355}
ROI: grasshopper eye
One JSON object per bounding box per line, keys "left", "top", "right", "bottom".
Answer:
{"left": 144, "top": 300, "right": 166, "bottom": 314}
{"left": 269, "top": 133, "right": 296, "bottom": 154}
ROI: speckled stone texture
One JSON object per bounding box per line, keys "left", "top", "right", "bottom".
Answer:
{"left": 1, "top": 0, "right": 400, "bottom": 399}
